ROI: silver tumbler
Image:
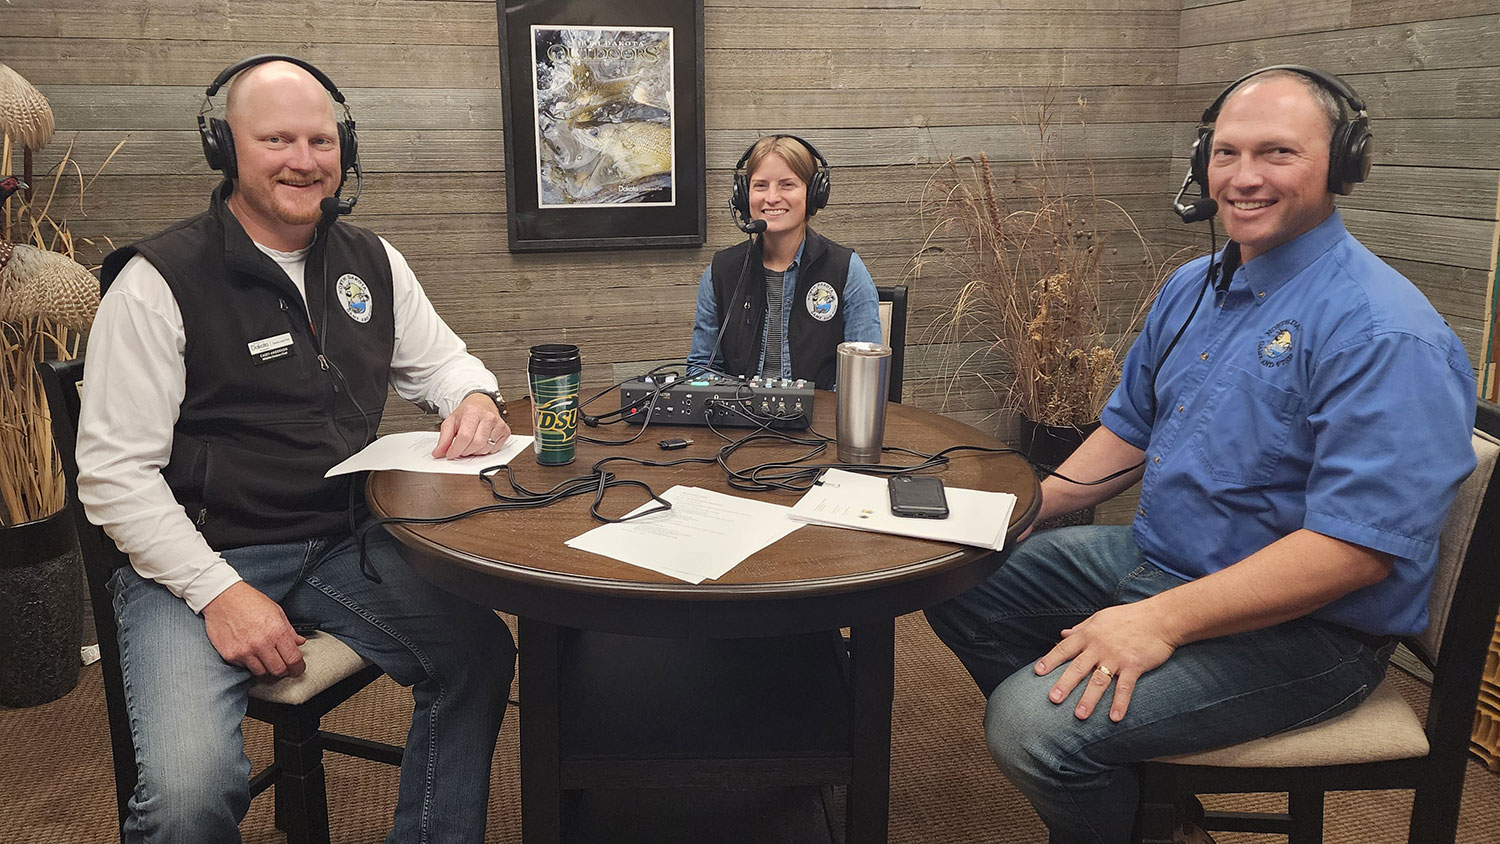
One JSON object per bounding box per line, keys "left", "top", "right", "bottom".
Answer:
{"left": 836, "top": 341, "right": 892, "bottom": 464}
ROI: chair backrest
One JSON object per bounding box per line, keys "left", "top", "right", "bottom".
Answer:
{"left": 876, "top": 284, "right": 907, "bottom": 404}
{"left": 37, "top": 358, "right": 137, "bottom": 829}
{"left": 1413, "top": 399, "right": 1500, "bottom": 759}
{"left": 1419, "top": 423, "right": 1500, "bottom": 663}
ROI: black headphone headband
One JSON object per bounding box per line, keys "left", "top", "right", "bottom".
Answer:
{"left": 731, "top": 134, "right": 832, "bottom": 217}
{"left": 1190, "top": 65, "right": 1371, "bottom": 197}
{"left": 1200, "top": 65, "right": 1366, "bottom": 124}
{"left": 205, "top": 54, "right": 348, "bottom": 103}
{"left": 198, "top": 54, "right": 358, "bottom": 180}
{"left": 734, "top": 134, "right": 829, "bottom": 173}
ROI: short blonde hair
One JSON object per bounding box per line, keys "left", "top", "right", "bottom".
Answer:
{"left": 744, "top": 135, "right": 817, "bottom": 186}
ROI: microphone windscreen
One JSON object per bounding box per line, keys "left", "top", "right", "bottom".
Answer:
{"left": 747, "top": 219, "right": 767, "bottom": 234}
{"left": 320, "top": 196, "right": 343, "bottom": 219}
{"left": 1189, "top": 198, "right": 1219, "bottom": 223}
{"left": 1179, "top": 198, "right": 1218, "bottom": 224}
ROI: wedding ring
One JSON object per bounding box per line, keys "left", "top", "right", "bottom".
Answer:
{"left": 1093, "top": 665, "right": 1115, "bottom": 680}
{"left": 486, "top": 437, "right": 498, "bottom": 446}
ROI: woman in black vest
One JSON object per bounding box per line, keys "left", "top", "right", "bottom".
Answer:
{"left": 686, "top": 135, "right": 881, "bottom": 390}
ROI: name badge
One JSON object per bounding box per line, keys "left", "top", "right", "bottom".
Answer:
{"left": 247, "top": 332, "right": 295, "bottom": 365}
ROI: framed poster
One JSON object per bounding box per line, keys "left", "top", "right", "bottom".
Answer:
{"left": 497, "top": 0, "right": 706, "bottom": 252}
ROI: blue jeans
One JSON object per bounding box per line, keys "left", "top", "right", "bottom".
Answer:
{"left": 924, "top": 525, "right": 1393, "bottom": 844}
{"left": 111, "top": 515, "right": 515, "bottom": 844}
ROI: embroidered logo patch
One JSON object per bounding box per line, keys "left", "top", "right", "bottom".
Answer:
{"left": 1257, "top": 319, "right": 1299, "bottom": 367}
{"left": 336, "top": 274, "right": 372, "bottom": 324}
{"left": 806, "top": 281, "right": 838, "bottom": 322}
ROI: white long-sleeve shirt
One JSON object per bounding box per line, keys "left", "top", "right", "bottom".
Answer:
{"left": 76, "top": 236, "right": 498, "bottom": 613}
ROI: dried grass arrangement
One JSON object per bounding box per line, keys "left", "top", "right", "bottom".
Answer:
{"left": 1, "top": 64, "right": 122, "bottom": 526}
{"left": 912, "top": 102, "right": 1180, "bottom": 428}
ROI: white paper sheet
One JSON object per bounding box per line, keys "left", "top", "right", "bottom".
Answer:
{"left": 788, "top": 469, "right": 1016, "bottom": 551}
{"left": 324, "top": 431, "right": 534, "bottom": 477}
{"left": 565, "top": 486, "right": 804, "bottom": 584}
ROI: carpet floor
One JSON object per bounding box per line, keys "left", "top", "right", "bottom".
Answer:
{"left": 2, "top": 612, "right": 1497, "bottom": 842}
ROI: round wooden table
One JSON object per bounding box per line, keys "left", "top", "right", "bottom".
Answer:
{"left": 370, "top": 393, "right": 1038, "bottom": 635}
{"left": 369, "top": 392, "right": 1038, "bottom": 844}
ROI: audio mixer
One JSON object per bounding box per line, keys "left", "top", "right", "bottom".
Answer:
{"left": 617, "top": 375, "right": 814, "bottom": 430}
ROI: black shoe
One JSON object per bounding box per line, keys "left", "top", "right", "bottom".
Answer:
{"left": 1171, "top": 821, "right": 1218, "bottom": 844}
{"left": 1171, "top": 793, "right": 1216, "bottom": 844}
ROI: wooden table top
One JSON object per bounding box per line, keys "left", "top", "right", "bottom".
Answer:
{"left": 369, "top": 390, "right": 1039, "bottom": 636}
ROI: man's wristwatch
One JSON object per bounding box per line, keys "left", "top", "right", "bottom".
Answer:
{"left": 464, "top": 388, "right": 509, "bottom": 419}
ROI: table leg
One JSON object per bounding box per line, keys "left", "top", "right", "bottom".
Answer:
{"left": 846, "top": 618, "right": 894, "bottom": 844}
{"left": 519, "top": 618, "right": 563, "bottom": 844}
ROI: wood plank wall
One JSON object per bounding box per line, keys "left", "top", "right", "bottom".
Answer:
{"left": 2, "top": 0, "right": 1493, "bottom": 435}
{"left": 0, "top": 0, "right": 1183, "bottom": 440}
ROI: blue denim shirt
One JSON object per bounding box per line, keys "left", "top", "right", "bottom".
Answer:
{"left": 686, "top": 236, "right": 882, "bottom": 380}
{"left": 1102, "top": 212, "right": 1476, "bottom": 635}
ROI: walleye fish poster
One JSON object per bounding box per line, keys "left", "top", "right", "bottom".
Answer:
{"left": 532, "top": 26, "right": 676, "bottom": 208}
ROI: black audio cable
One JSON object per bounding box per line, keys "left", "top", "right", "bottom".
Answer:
{"left": 697, "top": 225, "right": 763, "bottom": 381}
{"left": 1042, "top": 221, "right": 1222, "bottom": 489}
{"left": 357, "top": 422, "right": 1137, "bottom": 579}
{"left": 578, "top": 363, "right": 682, "bottom": 426}
{"left": 353, "top": 454, "right": 677, "bottom": 579}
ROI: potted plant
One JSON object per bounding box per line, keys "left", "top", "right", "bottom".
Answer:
{"left": 911, "top": 100, "right": 1180, "bottom": 521}
{"left": 0, "top": 62, "right": 113, "bottom": 706}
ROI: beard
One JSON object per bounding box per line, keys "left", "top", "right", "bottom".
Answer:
{"left": 273, "top": 197, "right": 326, "bottom": 226}
{"left": 237, "top": 172, "right": 338, "bottom": 227}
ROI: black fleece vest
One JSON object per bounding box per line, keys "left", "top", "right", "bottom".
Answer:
{"left": 709, "top": 229, "right": 852, "bottom": 389}
{"left": 99, "top": 187, "right": 396, "bottom": 550}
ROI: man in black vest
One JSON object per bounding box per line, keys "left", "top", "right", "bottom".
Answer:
{"left": 686, "top": 135, "right": 881, "bottom": 389}
{"left": 76, "top": 59, "right": 514, "bottom": 843}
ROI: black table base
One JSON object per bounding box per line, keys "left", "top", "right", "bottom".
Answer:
{"left": 519, "top": 619, "right": 895, "bottom": 844}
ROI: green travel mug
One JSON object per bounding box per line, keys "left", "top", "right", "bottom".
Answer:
{"left": 528, "top": 344, "right": 581, "bottom": 465}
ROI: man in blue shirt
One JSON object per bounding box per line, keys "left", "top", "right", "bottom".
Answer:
{"left": 926, "top": 69, "right": 1477, "bottom": 843}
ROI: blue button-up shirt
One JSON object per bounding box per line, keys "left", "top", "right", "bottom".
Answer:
{"left": 687, "top": 236, "right": 882, "bottom": 380}
{"left": 1102, "top": 212, "right": 1476, "bottom": 635}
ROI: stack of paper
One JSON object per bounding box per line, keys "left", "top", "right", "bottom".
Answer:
{"left": 566, "top": 486, "right": 803, "bottom": 583}
{"left": 788, "top": 469, "right": 1016, "bottom": 551}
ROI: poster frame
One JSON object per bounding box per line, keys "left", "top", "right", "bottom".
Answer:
{"left": 496, "top": 0, "right": 707, "bottom": 252}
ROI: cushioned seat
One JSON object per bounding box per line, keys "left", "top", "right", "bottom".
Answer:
{"left": 1156, "top": 681, "right": 1428, "bottom": 769}
{"left": 249, "top": 631, "right": 375, "bottom": 706}
{"left": 38, "top": 358, "right": 404, "bottom": 844}
{"left": 1135, "top": 407, "right": 1500, "bottom": 844}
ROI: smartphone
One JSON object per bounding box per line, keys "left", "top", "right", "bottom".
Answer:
{"left": 888, "top": 475, "right": 950, "bottom": 519}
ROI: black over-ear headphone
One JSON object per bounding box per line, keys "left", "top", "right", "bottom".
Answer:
{"left": 198, "top": 54, "right": 359, "bottom": 180}
{"left": 731, "top": 134, "right": 832, "bottom": 220}
{"left": 1191, "top": 65, "right": 1371, "bottom": 197}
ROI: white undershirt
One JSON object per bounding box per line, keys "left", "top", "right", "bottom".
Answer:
{"left": 75, "top": 236, "right": 498, "bottom": 612}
